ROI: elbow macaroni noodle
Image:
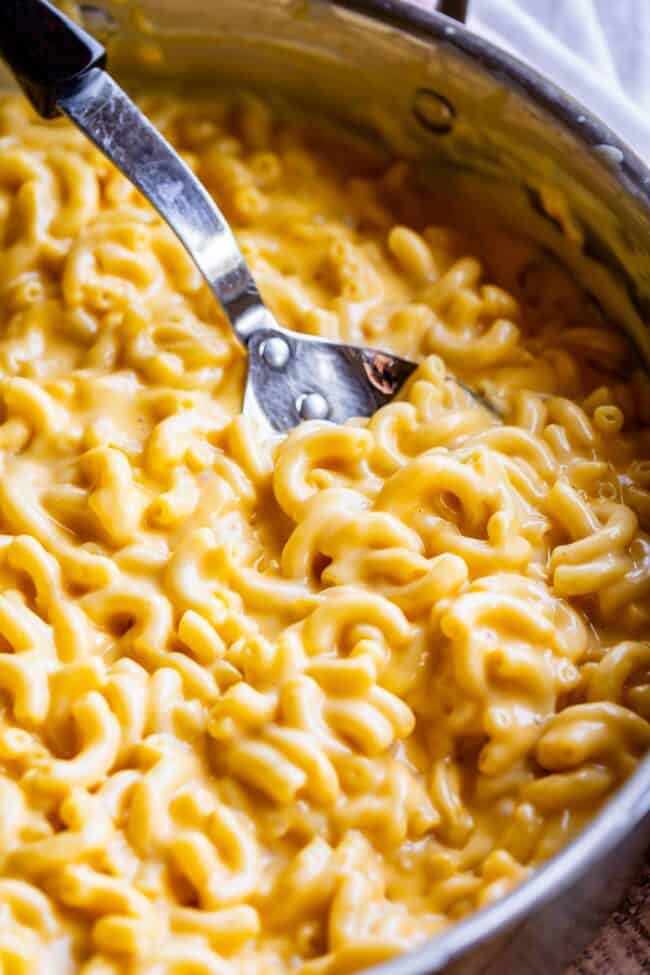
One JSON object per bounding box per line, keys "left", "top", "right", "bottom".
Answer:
{"left": 0, "top": 87, "right": 648, "bottom": 974}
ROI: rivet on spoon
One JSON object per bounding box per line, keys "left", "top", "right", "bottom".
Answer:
{"left": 260, "top": 336, "right": 291, "bottom": 369}
{"left": 297, "top": 392, "right": 330, "bottom": 420}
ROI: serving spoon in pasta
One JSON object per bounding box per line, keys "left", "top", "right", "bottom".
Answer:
{"left": 0, "top": 0, "right": 495, "bottom": 432}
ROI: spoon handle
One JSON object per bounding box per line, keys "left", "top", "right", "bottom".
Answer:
{"left": 58, "top": 68, "right": 271, "bottom": 342}
{"left": 0, "top": 0, "right": 272, "bottom": 345}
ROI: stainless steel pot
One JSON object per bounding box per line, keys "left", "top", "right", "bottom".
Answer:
{"left": 13, "top": 1, "right": 650, "bottom": 972}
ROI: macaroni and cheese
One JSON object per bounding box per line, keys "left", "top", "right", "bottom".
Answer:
{"left": 0, "top": 88, "right": 649, "bottom": 975}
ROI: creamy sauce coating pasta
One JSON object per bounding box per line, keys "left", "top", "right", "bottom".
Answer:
{"left": 0, "top": 88, "right": 649, "bottom": 974}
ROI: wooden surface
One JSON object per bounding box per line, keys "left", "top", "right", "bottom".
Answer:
{"left": 567, "top": 853, "right": 650, "bottom": 973}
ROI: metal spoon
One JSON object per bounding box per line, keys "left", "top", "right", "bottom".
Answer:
{"left": 0, "top": 0, "right": 490, "bottom": 433}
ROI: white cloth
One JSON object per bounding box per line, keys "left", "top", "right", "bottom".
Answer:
{"left": 466, "top": 0, "right": 650, "bottom": 162}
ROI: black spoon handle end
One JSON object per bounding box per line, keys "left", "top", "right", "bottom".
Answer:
{"left": 0, "top": 0, "right": 106, "bottom": 118}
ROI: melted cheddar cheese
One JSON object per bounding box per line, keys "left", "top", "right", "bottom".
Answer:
{"left": 0, "top": 89, "right": 648, "bottom": 975}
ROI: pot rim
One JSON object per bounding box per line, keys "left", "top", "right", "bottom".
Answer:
{"left": 333, "top": 0, "right": 650, "bottom": 209}
{"left": 322, "top": 2, "right": 650, "bottom": 973}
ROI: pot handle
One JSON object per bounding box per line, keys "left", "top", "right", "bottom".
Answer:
{"left": 435, "top": 1, "right": 469, "bottom": 22}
